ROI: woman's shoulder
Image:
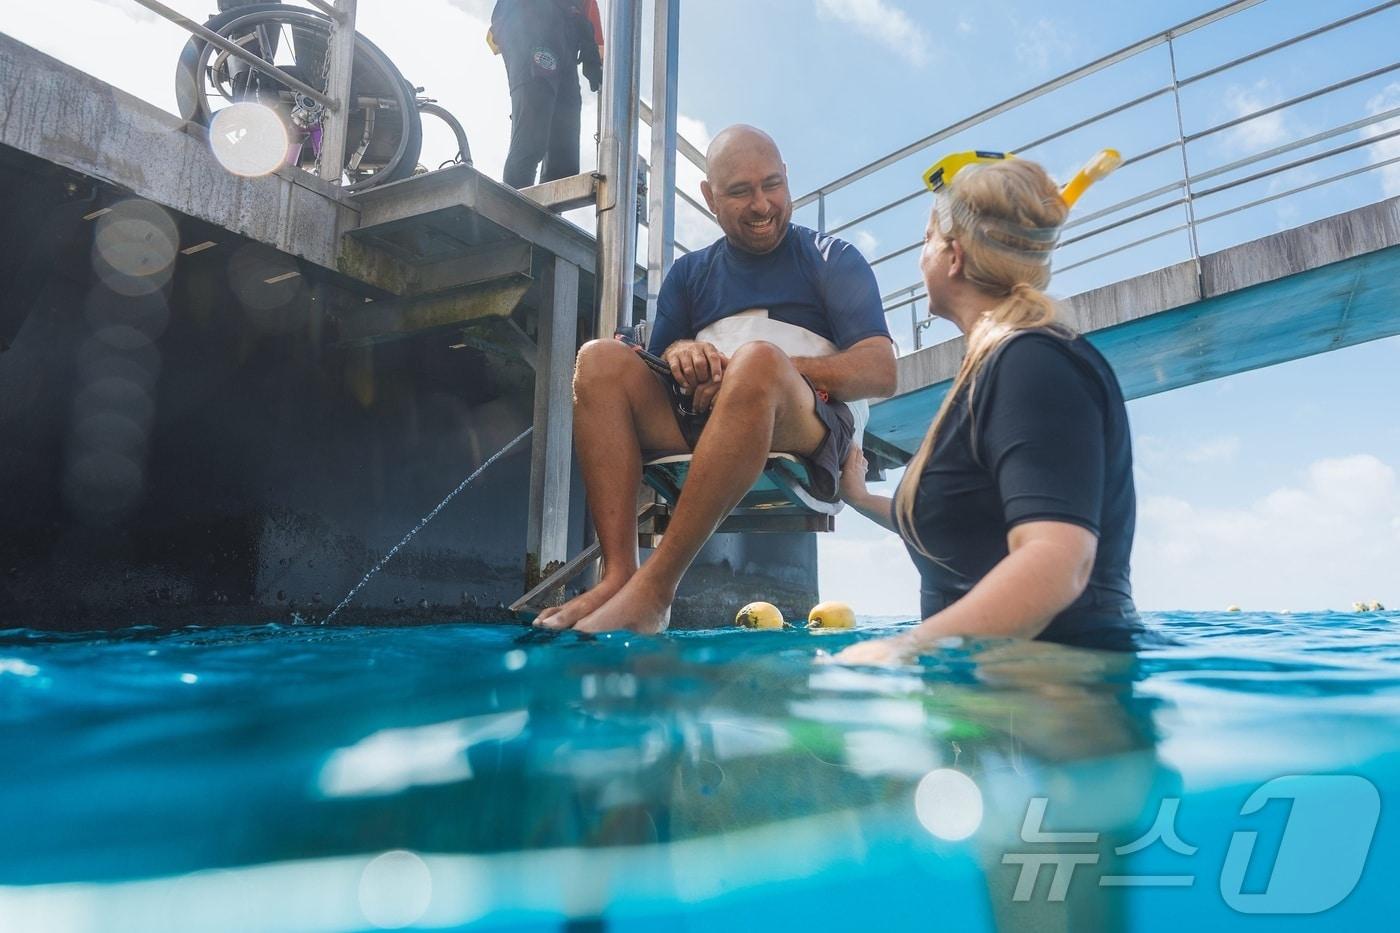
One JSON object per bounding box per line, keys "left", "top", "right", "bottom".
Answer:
{"left": 982, "top": 328, "right": 1113, "bottom": 405}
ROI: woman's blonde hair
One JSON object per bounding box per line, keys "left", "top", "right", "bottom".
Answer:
{"left": 893, "top": 158, "right": 1073, "bottom": 560}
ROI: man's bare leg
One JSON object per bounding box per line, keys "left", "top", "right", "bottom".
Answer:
{"left": 534, "top": 339, "right": 687, "bottom": 630}
{"left": 574, "top": 341, "right": 829, "bottom": 634}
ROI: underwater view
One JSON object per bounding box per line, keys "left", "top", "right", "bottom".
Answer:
{"left": 2, "top": 611, "right": 1397, "bottom": 931}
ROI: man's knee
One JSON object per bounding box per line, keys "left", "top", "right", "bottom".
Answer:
{"left": 722, "top": 341, "right": 792, "bottom": 396}
{"left": 574, "top": 339, "right": 640, "bottom": 392}
{"left": 729, "top": 340, "right": 791, "bottom": 370}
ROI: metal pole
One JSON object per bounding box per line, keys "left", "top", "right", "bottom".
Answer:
{"left": 318, "top": 0, "right": 358, "bottom": 184}
{"left": 525, "top": 257, "right": 580, "bottom": 593}
{"left": 645, "top": 0, "right": 680, "bottom": 325}
{"left": 908, "top": 287, "right": 921, "bottom": 350}
{"left": 1167, "top": 36, "right": 1204, "bottom": 275}
{"left": 129, "top": 0, "right": 335, "bottom": 109}
{"left": 596, "top": 0, "right": 645, "bottom": 336}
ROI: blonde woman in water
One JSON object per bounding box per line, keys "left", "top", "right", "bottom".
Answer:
{"left": 835, "top": 153, "right": 1161, "bottom": 664}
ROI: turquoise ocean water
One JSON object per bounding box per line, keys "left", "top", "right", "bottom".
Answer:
{"left": 1, "top": 612, "right": 1397, "bottom": 931}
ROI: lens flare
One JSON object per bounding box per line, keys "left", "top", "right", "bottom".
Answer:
{"left": 358, "top": 850, "right": 432, "bottom": 929}
{"left": 210, "top": 102, "right": 290, "bottom": 178}
{"left": 915, "top": 768, "right": 983, "bottom": 841}
{"left": 92, "top": 200, "right": 178, "bottom": 295}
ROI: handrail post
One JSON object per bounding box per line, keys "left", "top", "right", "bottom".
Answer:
{"left": 908, "top": 287, "right": 921, "bottom": 351}
{"left": 817, "top": 190, "right": 826, "bottom": 236}
{"left": 317, "top": 0, "right": 358, "bottom": 184}
{"left": 1167, "top": 34, "right": 1204, "bottom": 279}
{"left": 646, "top": 0, "right": 680, "bottom": 325}
{"left": 597, "top": 0, "right": 645, "bottom": 337}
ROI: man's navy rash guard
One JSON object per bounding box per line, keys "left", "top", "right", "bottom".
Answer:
{"left": 646, "top": 224, "right": 889, "bottom": 355}
{"left": 901, "top": 329, "right": 1154, "bottom": 651}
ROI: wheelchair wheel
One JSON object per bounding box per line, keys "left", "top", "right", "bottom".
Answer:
{"left": 174, "top": 2, "right": 421, "bottom": 191}
{"left": 417, "top": 101, "right": 473, "bottom": 169}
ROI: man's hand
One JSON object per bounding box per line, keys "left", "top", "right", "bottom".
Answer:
{"left": 662, "top": 340, "right": 728, "bottom": 393}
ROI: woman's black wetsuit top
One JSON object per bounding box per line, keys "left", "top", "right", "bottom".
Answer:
{"left": 900, "top": 329, "right": 1151, "bottom": 651}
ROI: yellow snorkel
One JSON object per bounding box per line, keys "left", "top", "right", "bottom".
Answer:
{"left": 1059, "top": 148, "right": 1123, "bottom": 208}
{"left": 922, "top": 147, "right": 1123, "bottom": 208}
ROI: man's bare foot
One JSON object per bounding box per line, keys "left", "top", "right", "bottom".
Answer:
{"left": 574, "top": 575, "right": 674, "bottom": 635}
{"left": 533, "top": 574, "right": 632, "bottom": 630}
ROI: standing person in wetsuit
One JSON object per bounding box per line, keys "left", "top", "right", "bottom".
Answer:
{"left": 835, "top": 156, "right": 1154, "bottom": 661}
{"left": 489, "top": 0, "right": 604, "bottom": 189}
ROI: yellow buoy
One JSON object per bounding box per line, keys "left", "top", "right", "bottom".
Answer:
{"left": 1369, "top": 600, "right": 1385, "bottom": 612}
{"left": 736, "top": 601, "right": 786, "bottom": 630}
{"left": 1226, "top": 605, "right": 1242, "bottom": 613}
{"left": 806, "top": 601, "right": 856, "bottom": 630}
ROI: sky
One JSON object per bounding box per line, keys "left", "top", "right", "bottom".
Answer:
{"left": 5, "top": 0, "right": 1399, "bottom": 614}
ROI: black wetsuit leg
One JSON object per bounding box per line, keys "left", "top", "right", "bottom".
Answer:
{"left": 541, "top": 70, "right": 581, "bottom": 183}
{"left": 503, "top": 78, "right": 558, "bottom": 189}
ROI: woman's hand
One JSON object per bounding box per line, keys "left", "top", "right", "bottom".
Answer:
{"left": 838, "top": 445, "right": 870, "bottom": 503}
{"left": 828, "top": 632, "right": 922, "bottom": 666}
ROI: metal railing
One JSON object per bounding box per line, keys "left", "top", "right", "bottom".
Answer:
{"left": 763, "top": 0, "right": 1400, "bottom": 352}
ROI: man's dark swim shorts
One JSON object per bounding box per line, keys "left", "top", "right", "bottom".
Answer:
{"left": 657, "top": 370, "right": 855, "bottom": 503}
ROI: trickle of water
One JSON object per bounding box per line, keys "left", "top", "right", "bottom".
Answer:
{"left": 317, "top": 428, "right": 532, "bottom": 625}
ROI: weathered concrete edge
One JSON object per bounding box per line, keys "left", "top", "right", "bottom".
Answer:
{"left": 0, "top": 32, "right": 356, "bottom": 272}
{"left": 888, "top": 194, "right": 1400, "bottom": 396}
{"left": 350, "top": 163, "right": 599, "bottom": 274}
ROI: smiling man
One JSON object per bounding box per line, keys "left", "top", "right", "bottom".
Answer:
{"left": 535, "top": 124, "right": 896, "bottom": 634}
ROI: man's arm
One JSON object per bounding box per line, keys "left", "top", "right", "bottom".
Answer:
{"left": 792, "top": 336, "right": 897, "bottom": 402}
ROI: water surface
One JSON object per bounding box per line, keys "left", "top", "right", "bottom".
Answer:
{"left": 2, "top": 612, "right": 1397, "bottom": 930}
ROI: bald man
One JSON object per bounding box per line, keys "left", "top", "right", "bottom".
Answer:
{"left": 537, "top": 125, "right": 896, "bottom": 634}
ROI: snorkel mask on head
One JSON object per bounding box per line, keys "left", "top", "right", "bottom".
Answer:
{"left": 921, "top": 148, "right": 1122, "bottom": 268}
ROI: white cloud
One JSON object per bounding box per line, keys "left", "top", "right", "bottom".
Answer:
{"left": 1014, "top": 17, "right": 1075, "bottom": 72}
{"left": 1181, "top": 436, "right": 1241, "bottom": 465}
{"left": 955, "top": 16, "right": 975, "bottom": 36}
{"left": 819, "top": 473, "right": 921, "bottom": 619}
{"left": 847, "top": 229, "right": 880, "bottom": 258}
{"left": 445, "top": 0, "right": 495, "bottom": 18}
{"left": 1133, "top": 454, "right": 1400, "bottom": 610}
{"left": 1220, "top": 80, "right": 1293, "bottom": 154}
{"left": 1362, "top": 82, "right": 1400, "bottom": 198}
{"left": 814, "top": 0, "right": 931, "bottom": 68}
{"left": 677, "top": 114, "right": 714, "bottom": 153}
{"left": 819, "top": 519, "right": 922, "bottom": 618}
{"left": 1135, "top": 434, "right": 1241, "bottom": 481}
{"left": 91, "top": 0, "right": 156, "bottom": 21}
